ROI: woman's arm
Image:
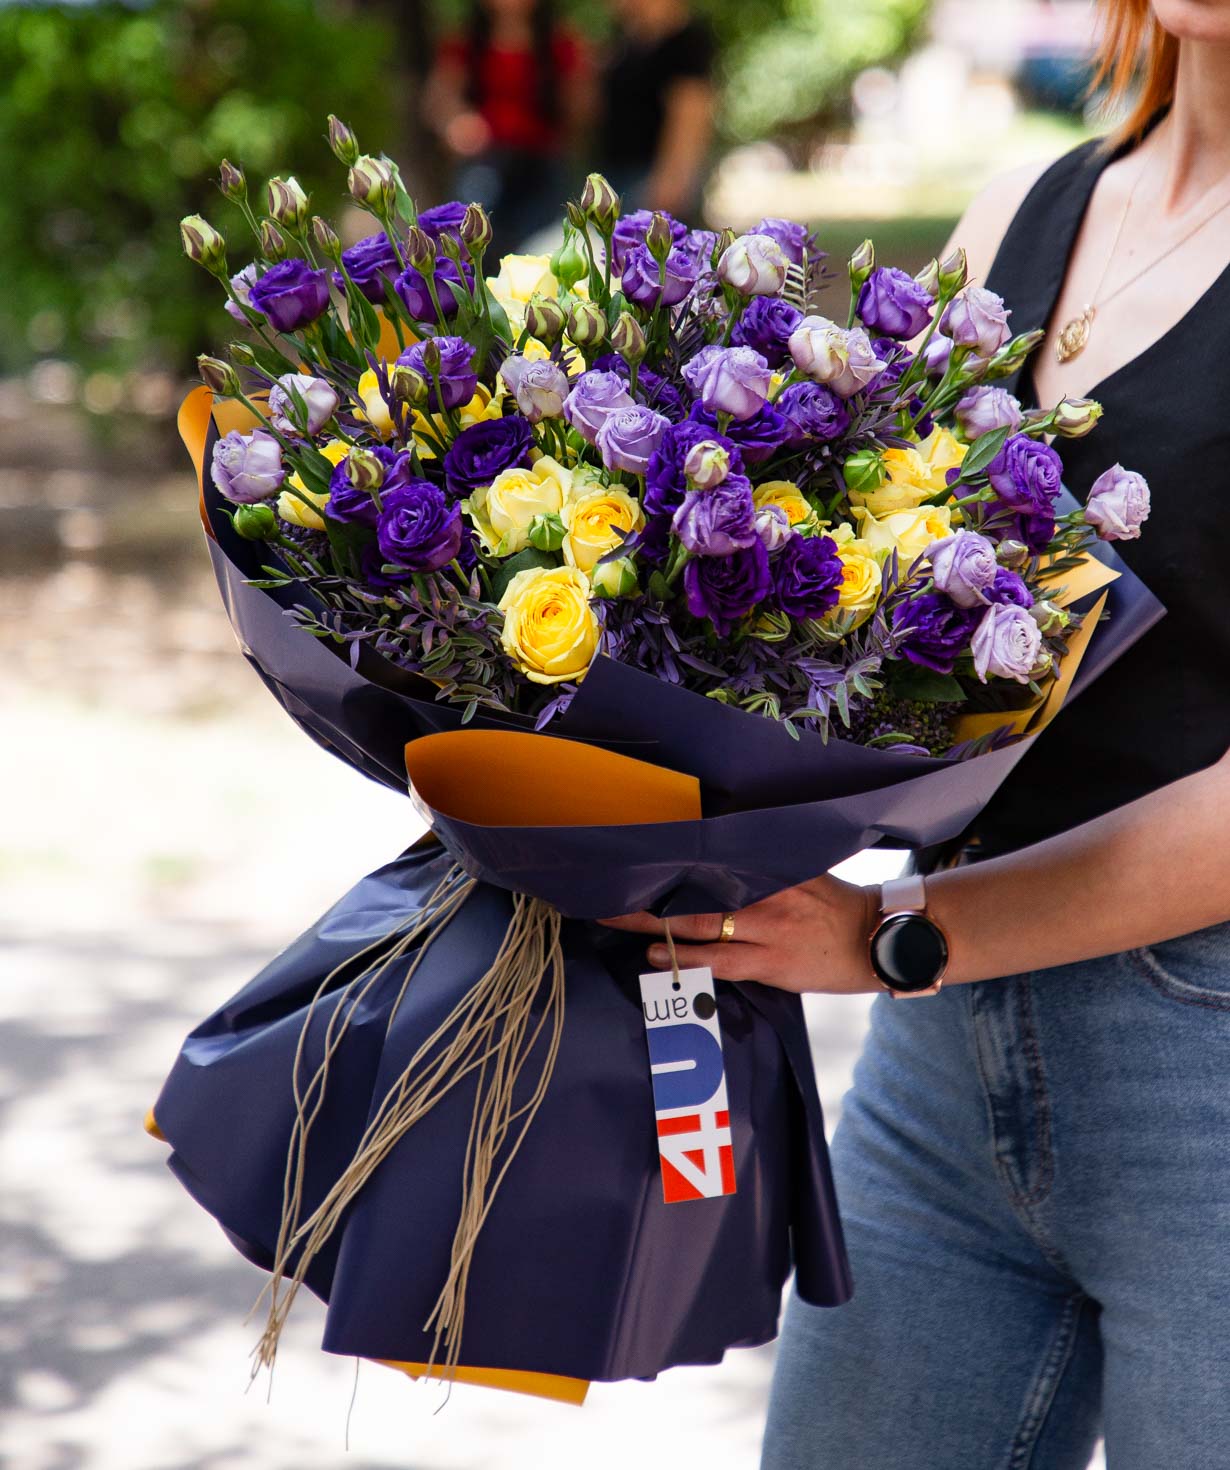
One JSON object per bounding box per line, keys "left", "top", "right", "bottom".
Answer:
{"left": 643, "top": 78, "right": 715, "bottom": 215}
{"left": 600, "top": 746, "right": 1230, "bottom": 993}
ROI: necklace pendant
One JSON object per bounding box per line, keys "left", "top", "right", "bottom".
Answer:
{"left": 1056, "top": 306, "right": 1094, "bottom": 364}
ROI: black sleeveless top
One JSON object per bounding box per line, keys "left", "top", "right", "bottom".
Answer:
{"left": 966, "top": 133, "right": 1230, "bottom": 856}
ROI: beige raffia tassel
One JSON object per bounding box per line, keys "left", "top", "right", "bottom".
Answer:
{"left": 250, "top": 866, "right": 567, "bottom": 1385}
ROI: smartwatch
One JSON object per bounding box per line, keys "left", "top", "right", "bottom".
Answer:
{"left": 868, "top": 874, "right": 949, "bottom": 998}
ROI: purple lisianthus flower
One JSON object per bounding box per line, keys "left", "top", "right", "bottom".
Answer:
{"left": 730, "top": 296, "right": 804, "bottom": 368}
{"left": 985, "top": 568, "right": 1034, "bottom": 607}
{"left": 683, "top": 345, "right": 772, "bottom": 421}
{"left": 248, "top": 258, "right": 331, "bottom": 333}
{"left": 752, "top": 217, "right": 812, "bottom": 266}
{"left": 268, "top": 373, "right": 340, "bottom": 435}
{"left": 225, "top": 263, "right": 262, "bottom": 323}
{"left": 672, "top": 473, "right": 757, "bottom": 556}
{"left": 610, "top": 209, "right": 687, "bottom": 272}
{"left": 987, "top": 434, "right": 1063, "bottom": 515}
{"left": 923, "top": 332, "right": 954, "bottom": 377}
{"left": 857, "top": 266, "right": 934, "bottom": 340}
{"left": 596, "top": 403, "right": 670, "bottom": 475}
{"left": 955, "top": 385, "right": 1024, "bottom": 439}
{"left": 893, "top": 592, "right": 982, "bottom": 674}
{"left": 771, "top": 533, "right": 844, "bottom": 620}
{"left": 417, "top": 201, "right": 468, "bottom": 241}
{"left": 394, "top": 256, "right": 473, "bottom": 321}
{"left": 500, "top": 354, "right": 570, "bottom": 422}
{"left": 928, "top": 529, "right": 999, "bottom": 609}
{"left": 1084, "top": 463, "right": 1151, "bottom": 542}
{"left": 1012, "top": 511, "right": 1058, "bottom": 554}
{"left": 398, "top": 335, "right": 477, "bottom": 411}
{"left": 776, "top": 381, "right": 850, "bottom": 446}
{"left": 643, "top": 421, "right": 744, "bottom": 565}
{"left": 210, "top": 428, "right": 285, "bottom": 502}
{"left": 940, "top": 286, "right": 1012, "bottom": 358}
{"left": 684, "top": 540, "right": 772, "bottom": 635}
{"left": 375, "top": 480, "right": 463, "bottom": 573}
{"left": 755, "top": 504, "right": 792, "bottom": 552}
{"left": 563, "top": 369, "right": 634, "bottom": 444}
{"left": 682, "top": 228, "right": 718, "bottom": 266}
{"left": 592, "top": 354, "right": 684, "bottom": 420}
{"left": 443, "top": 415, "right": 533, "bottom": 497}
{"left": 336, "top": 231, "right": 401, "bottom": 304}
{"left": 326, "top": 445, "right": 415, "bottom": 527}
{"left": 621, "top": 243, "right": 698, "bottom": 308}
{"left": 971, "top": 601, "right": 1042, "bottom": 684}
{"left": 689, "top": 401, "right": 788, "bottom": 466}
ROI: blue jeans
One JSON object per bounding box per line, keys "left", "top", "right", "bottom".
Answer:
{"left": 762, "top": 924, "right": 1230, "bottom": 1469}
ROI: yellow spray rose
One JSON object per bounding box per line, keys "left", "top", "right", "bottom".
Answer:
{"left": 753, "top": 480, "right": 816, "bottom": 531}
{"left": 851, "top": 503, "right": 954, "bottom": 568}
{"left": 851, "top": 447, "right": 933, "bottom": 514}
{"left": 919, "top": 425, "right": 967, "bottom": 489}
{"left": 834, "top": 545, "right": 883, "bottom": 623}
{"left": 354, "top": 367, "right": 395, "bottom": 439}
{"left": 487, "top": 254, "right": 558, "bottom": 332}
{"left": 562, "top": 487, "right": 643, "bottom": 573}
{"left": 468, "top": 456, "right": 574, "bottom": 554}
{"left": 498, "top": 565, "right": 600, "bottom": 685}
{"left": 277, "top": 439, "right": 348, "bottom": 529}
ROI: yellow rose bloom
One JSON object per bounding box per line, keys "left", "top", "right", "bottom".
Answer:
{"left": 851, "top": 504, "right": 954, "bottom": 568}
{"left": 468, "top": 455, "right": 574, "bottom": 554}
{"left": 354, "top": 367, "right": 395, "bottom": 439}
{"left": 753, "top": 480, "right": 815, "bottom": 530}
{"left": 277, "top": 439, "right": 348, "bottom": 529}
{"left": 498, "top": 565, "right": 600, "bottom": 685}
{"left": 834, "top": 546, "right": 883, "bottom": 625}
{"left": 919, "top": 425, "right": 967, "bottom": 490}
{"left": 850, "top": 447, "right": 933, "bottom": 514}
{"left": 488, "top": 254, "right": 558, "bottom": 332}
{"left": 562, "top": 487, "right": 644, "bottom": 573}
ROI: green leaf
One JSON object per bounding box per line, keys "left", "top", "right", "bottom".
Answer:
{"left": 889, "top": 663, "right": 965, "bottom": 703}
{"left": 956, "top": 424, "right": 1012, "bottom": 482}
{"left": 488, "top": 546, "right": 557, "bottom": 602}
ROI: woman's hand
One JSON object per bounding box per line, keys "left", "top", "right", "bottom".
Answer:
{"left": 599, "top": 875, "right": 882, "bottom": 995}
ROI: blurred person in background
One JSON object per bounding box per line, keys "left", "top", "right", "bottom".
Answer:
{"left": 424, "top": 0, "right": 590, "bottom": 254}
{"left": 597, "top": 0, "right": 716, "bottom": 218}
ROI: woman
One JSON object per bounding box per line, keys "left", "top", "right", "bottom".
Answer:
{"left": 603, "top": 2, "right": 1230, "bottom": 1463}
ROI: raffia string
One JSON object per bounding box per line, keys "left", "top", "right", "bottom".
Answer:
{"left": 251, "top": 869, "right": 567, "bottom": 1386}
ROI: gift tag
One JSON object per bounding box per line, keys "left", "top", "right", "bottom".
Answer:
{"left": 639, "top": 966, "right": 737, "bottom": 1203}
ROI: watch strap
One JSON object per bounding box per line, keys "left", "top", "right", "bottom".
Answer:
{"left": 880, "top": 873, "right": 926, "bottom": 915}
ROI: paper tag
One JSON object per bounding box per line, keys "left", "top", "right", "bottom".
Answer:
{"left": 638, "top": 966, "right": 737, "bottom": 1203}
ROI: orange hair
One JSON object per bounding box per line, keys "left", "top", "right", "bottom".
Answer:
{"left": 1090, "top": 0, "right": 1179, "bottom": 145}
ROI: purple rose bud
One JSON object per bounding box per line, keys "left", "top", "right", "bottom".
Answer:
{"left": 268, "top": 373, "right": 340, "bottom": 435}
{"left": 923, "top": 332, "right": 953, "bottom": 378}
{"left": 398, "top": 335, "right": 477, "bottom": 411}
{"left": 1084, "top": 463, "right": 1151, "bottom": 541}
{"left": 337, "top": 231, "right": 401, "bottom": 304}
{"left": 955, "top": 385, "right": 1024, "bottom": 440}
{"left": 394, "top": 256, "right": 473, "bottom": 321}
{"left": 729, "top": 296, "right": 804, "bottom": 369}
{"left": 499, "top": 354, "right": 570, "bottom": 422}
{"left": 247, "top": 258, "right": 331, "bottom": 334}
{"left": 376, "top": 480, "right": 463, "bottom": 574}
{"left": 672, "top": 474, "right": 757, "bottom": 556}
{"left": 683, "top": 540, "right": 772, "bottom": 635}
{"left": 683, "top": 344, "right": 772, "bottom": 421}
{"left": 752, "top": 217, "right": 812, "bottom": 266}
{"left": 621, "top": 243, "right": 698, "bottom": 308}
{"left": 771, "top": 534, "right": 844, "bottom": 620}
{"left": 987, "top": 434, "right": 1063, "bottom": 515}
{"left": 224, "top": 263, "right": 262, "bottom": 323}
{"left": 776, "top": 381, "right": 850, "bottom": 446}
{"left": 683, "top": 439, "right": 731, "bottom": 490}
{"left": 754, "top": 504, "right": 792, "bottom": 552}
{"left": 928, "top": 529, "right": 999, "bottom": 608}
{"left": 971, "top": 601, "right": 1043, "bottom": 684}
{"left": 717, "top": 232, "right": 790, "bottom": 295}
{"left": 984, "top": 568, "right": 1034, "bottom": 607}
{"left": 787, "top": 318, "right": 887, "bottom": 398}
{"left": 856, "top": 266, "right": 934, "bottom": 340}
{"left": 563, "top": 369, "right": 634, "bottom": 444}
{"left": 443, "top": 416, "right": 533, "bottom": 497}
{"left": 210, "top": 428, "right": 285, "bottom": 503}
{"left": 893, "top": 592, "right": 982, "bottom": 674}
{"left": 596, "top": 403, "right": 670, "bottom": 475}
{"left": 940, "top": 286, "right": 1012, "bottom": 358}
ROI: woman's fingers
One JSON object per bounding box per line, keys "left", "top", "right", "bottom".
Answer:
{"left": 598, "top": 910, "right": 729, "bottom": 943}
{"left": 645, "top": 940, "right": 772, "bottom": 984}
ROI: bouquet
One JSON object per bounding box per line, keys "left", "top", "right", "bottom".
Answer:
{"left": 152, "top": 115, "right": 1163, "bottom": 1402}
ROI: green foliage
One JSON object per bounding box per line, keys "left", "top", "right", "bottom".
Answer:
{"left": 0, "top": 0, "right": 394, "bottom": 379}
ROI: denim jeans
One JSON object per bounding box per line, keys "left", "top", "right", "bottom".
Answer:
{"left": 762, "top": 923, "right": 1230, "bottom": 1469}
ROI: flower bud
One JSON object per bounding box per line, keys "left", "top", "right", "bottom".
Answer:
{"left": 328, "top": 114, "right": 361, "bottom": 167}
{"left": 417, "top": 336, "right": 442, "bottom": 375}
{"left": 218, "top": 159, "right": 246, "bottom": 203}
{"left": 914, "top": 258, "right": 941, "bottom": 298}
{"left": 996, "top": 538, "right": 1029, "bottom": 568}
{"left": 550, "top": 234, "right": 587, "bottom": 290}
{"left": 988, "top": 328, "right": 1045, "bottom": 377}
{"left": 1030, "top": 599, "right": 1069, "bottom": 635}
{"left": 567, "top": 300, "right": 607, "bottom": 347}
{"left": 610, "top": 309, "right": 647, "bottom": 366}
{"left": 848, "top": 238, "right": 875, "bottom": 290}
{"left": 197, "top": 353, "right": 240, "bottom": 397}
{"left": 266, "top": 175, "right": 309, "bottom": 231}
{"left": 842, "top": 447, "right": 885, "bottom": 495}
{"left": 718, "top": 233, "right": 789, "bottom": 296}
{"left": 713, "top": 227, "right": 737, "bottom": 263}
{"left": 233, "top": 502, "right": 278, "bottom": 540}
{"left": 180, "top": 214, "right": 228, "bottom": 274}
{"left": 259, "top": 219, "right": 288, "bottom": 262}
{"left": 645, "top": 212, "right": 674, "bottom": 263}
{"left": 525, "top": 294, "right": 567, "bottom": 346}
{"left": 580, "top": 172, "right": 621, "bottom": 230}
{"left": 754, "top": 505, "right": 792, "bottom": 554}
{"left": 564, "top": 201, "right": 587, "bottom": 232}
{"left": 683, "top": 439, "right": 731, "bottom": 490}
{"left": 591, "top": 555, "right": 639, "bottom": 598}
{"left": 311, "top": 215, "right": 342, "bottom": 263}
{"left": 938, "top": 247, "right": 969, "bottom": 295}
{"left": 1052, "top": 395, "right": 1103, "bottom": 438}
{"left": 348, "top": 154, "right": 396, "bottom": 212}
{"left": 528, "top": 511, "right": 568, "bottom": 553}
{"left": 460, "top": 202, "right": 493, "bottom": 255}
{"left": 346, "top": 446, "right": 385, "bottom": 492}
{"left": 405, "top": 225, "right": 436, "bottom": 273}
{"left": 1028, "top": 649, "right": 1055, "bottom": 681}
{"left": 390, "top": 362, "right": 429, "bottom": 406}
{"left": 228, "top": 341, "right": 258, "bottom": 367}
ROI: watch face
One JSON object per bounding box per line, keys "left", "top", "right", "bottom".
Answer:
{"left": 871, "top": 913, "right": 948, "bottom": 993}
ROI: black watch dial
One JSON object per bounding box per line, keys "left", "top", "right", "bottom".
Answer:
{"left": 870, "top": 913, "right": 948, "bottom": 993}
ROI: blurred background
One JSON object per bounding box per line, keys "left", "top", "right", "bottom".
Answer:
{"left": 1, "top": 1, "right": 1113, "bottom": 1465}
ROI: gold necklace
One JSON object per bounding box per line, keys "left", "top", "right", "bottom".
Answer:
{"left": 1055, "top": 152, "right": 1230, "bottom": 363}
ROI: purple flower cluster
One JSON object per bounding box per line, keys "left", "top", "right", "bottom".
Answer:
{"left": 249, "top": 259, "right": 330, "bottom": 333}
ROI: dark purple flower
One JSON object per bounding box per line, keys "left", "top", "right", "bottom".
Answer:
{"left": 621, "top": 243, "right": 698, "bottom": 308}
{"left": 248, "top": 258, "right": 331, "bottom": 333}
{"left": 672, "top": 474, "right": 757, "bottom": 556}
{"left": 597, "top": 403, "right": 670, "bottom": 475}
{"left": 398, "top": 336, "right": 477, "bottom": 411}
{"left": 326, "top": 445, "right": 415, "bottom": 527}
{"left": 987, "top": 434, "right": 1063, "bottom": 515}
{"left": 336, "top": 232, "right": 401, "bottom": 303}
{"left": 394, "top": 256, "right": 473, "bottom": 321}
{"left": 417, "top": 201, "right": 468, "bottom": 241}
{"left": 1011, "top": 511, "right": 1058, "bottom": 554}
{"left": 376, "top": 479, "right": 463, "bottom": 573}
{"left": 857, "top": 267, "right": 934, "bottom": 340}
{"left": 771, "top": 534, "right": 844, "bottom": 620}
{"left": 689, "top": 401, "right": 788, "bottom": 466}
{"left": 610, "top": 209, "right": 687, "bottom": 272}
{"left": 730, "top": 296, "right": 804, "bottom": 368}
{"left": 776, "top": 382, "right": 850, "bottom": 446}
{"left": 592, "top": 355, "right": 684, "bottom": 419}
{"left": 684, "top": 540, "right": 772, "bottom": 635}
{"left": 752, "top": 217, "right": 813, "bottom": 266}
{"left": 643, "top": 421, "right": 744, "bottom": 565}
{"left": 443, "top": 415, "right": 533, "bottom": 497}
{"left": 893, "top": 592, "right": 982, "bottom": 674}
{"left": 984, "top": 568, "right": 1034, "bottom": 607}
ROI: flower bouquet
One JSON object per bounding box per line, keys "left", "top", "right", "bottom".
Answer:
{"left": 151, "top": 116, "right": 1163, "bottom": 1403}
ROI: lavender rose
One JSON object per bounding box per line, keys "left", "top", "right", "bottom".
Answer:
{"left": 684, "top": 540, "right": 772, "bottom": 635}
{"left": 500, "top": 355, "right": 570, "bottom": 422}
{"left": 225, "top": 263, "right": 262, "bottom": 323}
{"left": 940, "top": 286, "right": 1012, "bottom": 358}
{"left": 394, "top": 256, "right": 473, "bottom": 320}
{"left": 857, "top": 267, "right": 934, "bottom": 340}
{"left": 972, "top": 602, "right": 1042, "bottom": 683}
{"left": 788, "top": 318, "right": 887, "bottom": 398}
{"left": 985, "top": 569, "right": 1034, "bottom": 607}
{"left": 730, "top": 296, "right": 804, "bottom": 368}
{"left": 672, "top": 474, "right": 757, "bottom": 556}
{"left": 987, "top": 434, "right": 1063, "bottom": 515}
{"left": 717, "top": 232, "right": 789, "bottom": 296}
{"left": 776, "top": 381, "right": 850, "bottom": 446}
{"left": 248, "top": 258, "right": 331, "bottom": 333}
{"left": 893, "top": 592, "right": 982, "bottom": 674}
{"left": 955, "top": 385, "right": 1024, "bottom": 439}
{"left": 376, "top": 480, "right": 463, "bottom": 573}
{"left": 443, "top": 416, "right": 533, "bottom": 497}
{"left": 211, "top": 428, "right": 285, "bottom": 502}
{"left": 337, "top": 231, "right": 401, "bottom": 303}
{"left": 929, "top": 530, "right": 999, "bottom": 608}
{"left": 1084, "top": 463, "right": 1151, "bottom": 541}
{"left": 772, "top": 534, "right": 844, "bottom": 620}
{"left": 268, "top": 373, "right": 340, "bottom": 435}
{"left": 752, "top": 217, "right": 811, "bottom": 265}
{"left": 398, "top": 336, "right": 477, "bottom": 411}
{"left": 621, "top": 243, "right": 698, "bottom": 308}
{"left": 592, "top": 354, "right": 685, "bottom": 420}
{"left": 923, "top": 332, "right": 954, "bottom": 377}
{"left": 683, "top": 345, "right": 772, "bottom": 420}
{"left": 563, "top": 370, "right": 634, "bottom": 444}
{"left": 596, "top": 403, "right": 670, "bottom": 475}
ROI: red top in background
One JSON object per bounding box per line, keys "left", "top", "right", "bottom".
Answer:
{"left": 436, "top": 31, "right": 587, "bottom": 154}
